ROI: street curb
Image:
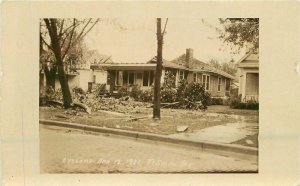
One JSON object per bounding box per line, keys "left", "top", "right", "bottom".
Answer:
{"left": 39, "top": 119, "right": 258, "bottom": 156}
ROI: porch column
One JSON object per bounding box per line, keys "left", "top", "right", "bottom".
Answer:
{"left": 175, "top": 70, "right": 179, "bottom": 87}
{"left": 161, "top": 69, "right": 165, "bottom": 85}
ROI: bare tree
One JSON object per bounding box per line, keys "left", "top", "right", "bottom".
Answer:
{"left": 40, "top": 18, "right": 100, "bottom": 108}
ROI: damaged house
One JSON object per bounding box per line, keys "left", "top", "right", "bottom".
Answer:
{"left": 96, "top": 48, "right": 234, "bottom": 98}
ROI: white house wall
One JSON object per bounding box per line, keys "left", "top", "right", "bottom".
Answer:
{"left": 238, "top": 68, "right": 259, "bottom": 102}
{"left": 77, "top": 69, "right": 92, "bottom": 91}
{"left": 54, "top": 75, "right": 79, "bottom": 90}
{"left": 94, "top": 70, "right": 107, "bottom": 84}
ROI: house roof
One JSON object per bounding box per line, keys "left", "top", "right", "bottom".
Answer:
{"left": 92, "top": 52, "right": 235, "bottom": 79}
{"left": 170, "top": 53, "right": 235, "bottom": 79}
{"left": 237, "top": 51, "right": 259, "bottom": 68}
{"left": 147, "top": 56, "right": 186, "bottom": 70}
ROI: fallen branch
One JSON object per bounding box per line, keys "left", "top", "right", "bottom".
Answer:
{"left": 47, "top": 100, "right": 63, "bottom": 107}
{"left": 72, "top": 102, "right": 92, "bottom": 114}
{"left": 147, "top": 102, "right": 180, "bottom": 108}
{"left": 161, "top": 102, "right": 180, "bottom": 108}
{"left": 127, "top": 116, "right": 150, "bottom": 122}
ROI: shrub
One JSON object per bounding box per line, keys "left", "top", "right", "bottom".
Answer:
{"left": 39, "top": 86, "right": 63, "bottom": 105}
{"left": 39, "top": 86, "right": 55, "bottom": 105}
{"left": 161, "top": 87, "right": 177, "bottom": 103}
{"left": 229, "top": 94, "right": 259, "bottom": 110}
{"left": 209, "top": 97, "right": 224, "bottom": 105}
{"left": 72, "top": 86, "right": 85, "bottom": 95}
{"left": 140, "top": 88, "right": 154, "bottom": 102}
{"left": 163, "top": 71, "right": 176, "bottom": 89}
{"left": 94, "top": 84, "right": 109, "bottom": 97}
{"left": 176, "top": 79, "right": 188, "bottom": 102}
{"left": 184, "top": 82, "right": 211, "bottom": 110}
{"left": 72, "top": 86, "right": 86, "bottom": 103}
{"left": 114, "top": 86, "right": 130, "bottom": 98}
{"left": 130, "top": 85, "right": 143, "bottom": 100}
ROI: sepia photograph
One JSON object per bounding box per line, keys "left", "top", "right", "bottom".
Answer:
{"left": 3, "top": 1, "right": 300, "bottom": 185}
{"left": 38, "top": 18, "right": 259, "bottom": 173}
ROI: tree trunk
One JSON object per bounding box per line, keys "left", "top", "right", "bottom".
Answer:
{"left": 153, "top": 18, "right": 163, "bottom": 119}
{"left": 45, "top": 18, "right": 73, "bottom": 108}
{"left": 57, "top": 64, "right": 72, "bottom": 108}
{"left": 44, "top": 65, "right": 57, "bottom": 89}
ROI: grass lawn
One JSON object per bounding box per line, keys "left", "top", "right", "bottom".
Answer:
{"left": 40, "top": 105, "right": 258, "bottom": 136}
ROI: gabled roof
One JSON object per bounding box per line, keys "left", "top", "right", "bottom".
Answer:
{"left": 170, "top": 53, "right": 235, "bottom": 79}
{"left": 147, "top": 56, "right": 187, "bottom": 70}
{"left": 237, "top": 51, "right": 259, "bottom": 68}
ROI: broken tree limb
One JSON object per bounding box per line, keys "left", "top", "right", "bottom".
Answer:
{"left": 147, "top": 102, "right": 180, "bottom": 108}
{"left": 47, "top": 100, "right": 63, "bottom": 107}
{"left": 161, "top": 102, "right": 180, "bottom": 108}
{"left": 127, "top": 116, "right": 150, "bottom": 122}
{"left": 72, "top": 102, "right": 92, "bottom": 114}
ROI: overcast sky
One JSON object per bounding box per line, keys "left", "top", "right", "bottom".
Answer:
{"left": 84, "top": 18, "right": 245, "bottom": 63}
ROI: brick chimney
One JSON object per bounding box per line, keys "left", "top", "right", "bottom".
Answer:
{"left": 185, "top": 48, "right": 193, "bottom": 68}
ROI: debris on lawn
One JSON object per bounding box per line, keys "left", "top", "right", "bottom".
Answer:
{"left": 72, "top": 102, "right": 91, "bottom": 114}
{"left": 126, "top": 115, "right": 151, "bottom": 122}
{"left": 176, "top": 125, "right": 189, "bottom": 132}
{"left": 149, "top": 123, "right": 159, "bottom": 127}
{"left": 246, "top": 139, "right": 254, "bottom": 145}
{"left": 55, "top": 114, "right": 69, "bottom": 119}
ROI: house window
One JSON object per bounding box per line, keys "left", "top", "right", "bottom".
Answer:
{"left": 225, "top": 79, "right": 230, "bottom": 91}
{"left": 128, "top": 72, "right": 134, "bottom": 85}
{"left": 115, "top": 70, "right": 123, "bottom": 86}
{"left": 143, "top": 71, "right": 149, "bottom": 86}
{"left": 193, "top": 73, "right": 197, "bottom": 82}
{"left": 143, "top": 71, "right": 154, "bottom": 87}
{"left": 179, "top": 70, "right": 184, "bottom": 80}
{"left": 149, "top": 71, "right": 154, "bottom": 86}
{"left": 218, "top": 77, "right": 222, "bottom": 92}
{"left": 202, "top": 74, "right": 210, "bottom": 91}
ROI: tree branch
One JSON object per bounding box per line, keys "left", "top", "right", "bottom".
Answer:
{"left": 44, "top": 19, "right": 54, "bottom": 39}
{"left": 62, "top": 19, "right": 76, "bottom": 61}
{"left": 40, "top": 33, "right": 53, "bottom": 51}
{"left": 59, "top": 19, "right": 65, "bottom": 37}
{"left": 71, "top": 18, "right": 100, "bottom": 48}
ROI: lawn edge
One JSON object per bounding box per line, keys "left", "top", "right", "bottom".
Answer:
{"left": 39, "top": 119, "right": 258, "bottom": 156}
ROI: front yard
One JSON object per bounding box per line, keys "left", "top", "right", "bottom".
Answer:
{"left": 40, "top": 102, "right": 258, "bottom": 147}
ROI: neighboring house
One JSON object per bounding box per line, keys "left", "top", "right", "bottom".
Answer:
{"left": 96, "top": 48, "right": 234, "bottom": 97}
{"left": 237, "top": 51, "right": 259, "bottom": 102}
{"left": 76, "top": 50, "right": 110, "bottom": 91}
{"left": 231, "top": 81, "right": 239, "bottom": 90}
{"left": 40, "top": 50, "right": 109, "bottom": 92}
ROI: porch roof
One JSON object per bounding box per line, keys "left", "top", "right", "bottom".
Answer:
{"left": 93, "top": 63, "right": 156, "bottom": 70}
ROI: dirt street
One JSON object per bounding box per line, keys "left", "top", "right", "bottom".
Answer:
{"left": 40, "top": 125, "right": 258, "bottom": 173}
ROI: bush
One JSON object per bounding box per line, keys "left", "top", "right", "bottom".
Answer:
{"left": 176, "top": 79, "right": 188, "bottom": 102}
{"left": 184, "top": 82, "right": 211, "bottom": 110}
{"left": 94, "top": 84, "right": 109, "bottom": 97}
{"left": 114, "top": 86, "right": 130, "bottom": 98}
{"left": 209, "top": 98, "right": 224, "bottom": 105}
{"left": 161, "top": 87, "right": 177, "bottom": 103}
{"left": 39, "top": 86, "right": 55, "bottom": 105}
{"left": 231, "top": 101, "right": 259, "bottom": 110}
{"left": 72, "top": 86, "right": 85, "bottom": 95}
{"left": 130, "top": 85, "right": 143, "bottom": 100}
{"left": 39, "top": 86, "right": 63, "bottom": 105}
{"left": 140, "top": 88, "right": 154, "bottom": 102}
{"left": 229, "top": 94, "right": 259, "bottom": 110}
{"left": 72, "top": 86, "right": 86, "bottom": 103}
